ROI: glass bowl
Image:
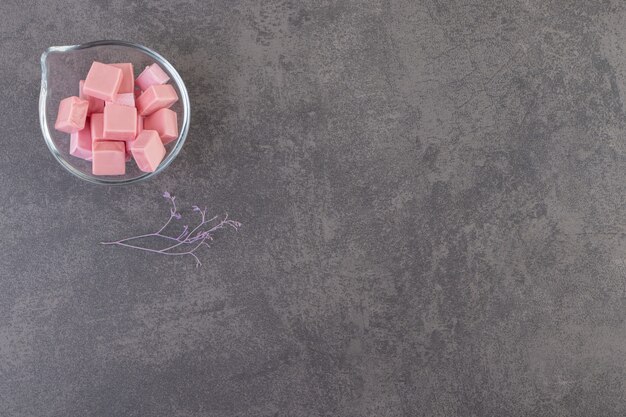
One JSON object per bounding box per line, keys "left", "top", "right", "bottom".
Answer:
{"left": 39, "top": 40, "right": 190, "bottom": 185}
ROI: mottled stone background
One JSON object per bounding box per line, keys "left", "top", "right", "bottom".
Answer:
{"left": 2, "top": 0, "right": 626, "bottom": 415}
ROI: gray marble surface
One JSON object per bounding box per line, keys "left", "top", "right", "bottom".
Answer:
{"left": 2, "top": 0, "right": 626, "bottom": 415}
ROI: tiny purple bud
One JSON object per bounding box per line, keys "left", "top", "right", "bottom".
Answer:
{"left": 163, "top": 191, "right": 171, "bottom": 199}
{"left": 174, "top": 213, "right": 182, "bottom": 219}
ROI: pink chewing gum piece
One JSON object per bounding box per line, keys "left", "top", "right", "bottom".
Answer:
{"left": 90, "top": 113, "right": 105, "bottom": 141}
{"left": 135, "top": 63, "right": 170, "bottom": 91}
{"left": 83, "top": 62, "right": 123, "bottom": 101}
{"left": 79, "top": 80, "right": 105, "bottom": 114}
{"left": 55, "top": 96, "right": 89, "bottom": 133}
{"left": 70, "top": 120, "right": 93, "bottom": 161}
{"left": 124, "top": 141, "right": 133, "bottom": 161}
{"left": 92, "top": 141, "right": 126, "bottom": 175}
{"left": 106, "top": 93, "right": 135, "bottom": 108}
{"left": 123, "top": 117, "right": 144, "bottom": 161}
{"left": 110, "top": 63, "right": 134, "bottom": 93}
{"left": 136, "top": 84, "right": 178, "bottom": 116}
{"left": 103, "top": 103, "right": 137, "bottom": 141}
{"left": 130, "top": 130, "right": 166, "bottom": 172}
{"left": 144, "top": 108, "right": 178, "bottom": 144}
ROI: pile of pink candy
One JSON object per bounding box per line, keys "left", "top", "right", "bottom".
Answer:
{"left": 54, "top": 61, "right": 179, "bottom": 175}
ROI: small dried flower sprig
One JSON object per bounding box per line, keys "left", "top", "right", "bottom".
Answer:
{"left": 101, "top": 192, "right": 242, "bottom": 267}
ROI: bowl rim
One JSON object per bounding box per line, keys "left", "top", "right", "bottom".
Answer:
{"left": 39, "top": 40, "right": 191, "bottom": 185}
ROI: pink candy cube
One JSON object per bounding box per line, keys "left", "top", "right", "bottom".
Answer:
{"left": 125, "top": 117, "right": 145, "bottom": 156}
{"left": 137, "top": 115, "right": 144, "bottom": 134}
{"left": 90, "top": 113, "right": 105, "bottom": 141}
{"left": 135, "top": 63, "right": 170, "bottom": 91}
{"left": 55, "top": 96, "right": 89, "bottom": 133}
{"left": 92, "top": 141, "right": 126, "bottom": 175}
{"left": 106, "top": 93, "right": 135, "bottom": 108}
{"left": 143, "top": 108, "right": 178, "bottom": 144}
{"left": 136, "top": 84, "right": 178, "bottom": 116}
{"left": 130, "top": 130, "right": 166, "bottom": 172}
{"left": 124, "top": 141, "right": 133, "bottom": 161}
{"left": 103, "top": 103, "right": 137, "bottom": 141}
{"left": 83, "top": 62, "right": 123, "bottom": 101}
{"left": 110, "top": 63, "right": 134, "bottom": 93}
{"left": 79, "top": 80, "right": 105, "bottom": 114}
{"left": 70, "top": 120, "right": 93, "bottom": 161}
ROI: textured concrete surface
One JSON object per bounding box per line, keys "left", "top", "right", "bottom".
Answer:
{"left": 2, "top": 0, "right": 626, "bottom": 415}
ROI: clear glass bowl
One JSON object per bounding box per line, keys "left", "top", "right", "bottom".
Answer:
{"left": 39, "top": 40, "right": 190, "bottom": 185}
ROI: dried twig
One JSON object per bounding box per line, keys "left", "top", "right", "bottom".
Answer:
{"left": 101, "top": 192, "right": 241, "bottom": 267}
